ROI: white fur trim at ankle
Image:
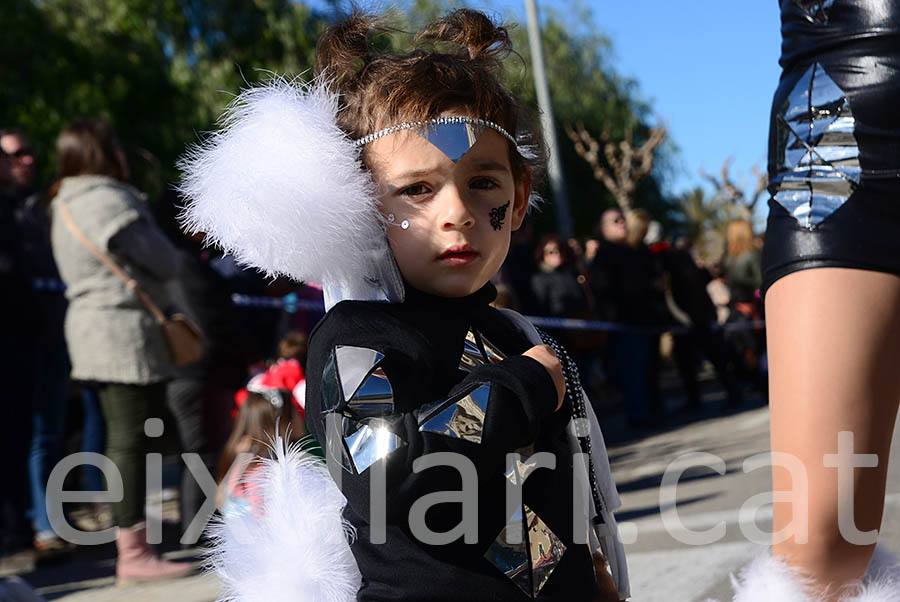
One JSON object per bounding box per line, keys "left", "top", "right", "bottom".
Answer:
{"left": 842, "top": 545, "right": 900, "bottom": 602}
{"left": 730, "top": 554, "right": 816, "bottom": 602}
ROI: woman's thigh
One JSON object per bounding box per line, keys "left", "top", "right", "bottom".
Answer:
{"left": 766, "top": 267, "right": 900, "bottom": 576}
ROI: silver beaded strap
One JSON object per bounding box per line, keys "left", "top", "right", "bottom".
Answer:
{"left": 353, "top": 116, "right": 517, "bottom": 147}
{"left": 537, "top": 328, "right": 609, "bottom": 522}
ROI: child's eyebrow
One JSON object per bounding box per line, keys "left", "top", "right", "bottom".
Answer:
{"left": 391, "top": 168, "right": 439, "bottom": 181}
{"left": 464, "top": 158, "right": 510, "bottom": 173}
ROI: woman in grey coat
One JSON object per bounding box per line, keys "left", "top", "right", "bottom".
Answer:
{"left": 49, "top": 120, "right": 192, "bottom": 584}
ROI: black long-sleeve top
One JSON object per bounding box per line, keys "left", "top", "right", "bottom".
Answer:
{"left": 306, "top": 283, "right": 600, "bottom": 601}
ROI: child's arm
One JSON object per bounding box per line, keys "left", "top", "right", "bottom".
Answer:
{"left": 305, "top": 302, "right": 566, "bottom": 476}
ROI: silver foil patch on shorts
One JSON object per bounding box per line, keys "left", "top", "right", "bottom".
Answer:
{"left": 793, "top": 0, "right": 834, "bottom": 24}
{"left": 772, "top": 62, "right": 860, "bottom": 229}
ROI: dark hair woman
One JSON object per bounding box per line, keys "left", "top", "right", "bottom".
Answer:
{"left": 530, "top": 234, "right": 590, "bottom": 319}
{"left": 49, "top": 119, "right": 192, "bottom": 584}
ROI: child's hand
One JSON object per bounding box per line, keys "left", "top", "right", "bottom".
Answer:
{"left": 523, "top": 344, "right": 565, "bottom": 411}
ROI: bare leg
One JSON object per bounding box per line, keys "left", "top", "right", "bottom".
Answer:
{"left": 767, "top": 268, "right": 900, "bottom": 600}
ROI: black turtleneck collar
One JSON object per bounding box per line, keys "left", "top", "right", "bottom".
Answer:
{"left": 400, "top": 281, "right": 498, "bottom": 314}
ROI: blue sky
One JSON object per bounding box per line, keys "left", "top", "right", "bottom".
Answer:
{"left": 310, "top": 1, "right": 783, "bottom": 216}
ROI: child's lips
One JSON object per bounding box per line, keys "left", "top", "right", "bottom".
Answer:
{"left": 437, "top": 246, "right": 480, "bottom": 266}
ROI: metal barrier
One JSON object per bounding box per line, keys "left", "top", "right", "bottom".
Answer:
{"left": 35, "top": 279, "right": 765, "bottom": 334}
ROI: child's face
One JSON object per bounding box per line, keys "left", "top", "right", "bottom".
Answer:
{"left": 367, "top": 126, "right": 531, "bottom": 298}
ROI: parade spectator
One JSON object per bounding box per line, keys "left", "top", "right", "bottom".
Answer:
{"left": 48, "top": 119, "right": 192, "bottom": 583}
{"left": 0, "top": 132, "right": 39, "bottom": 576}
{"left": 2, "top": 128, "right": 73, "bottom": 556}
{"left": 723, "top": 219, "right": 762, "bottom": 315}
{"left": 152, "top": 188, "right": 254, "bottom": 544}
{"left": 530, "top": 234, "right": 591, "bottom": 318}
{"left": 588, "top": 207, "right": 659, "bottom": 428}
{"left": 661, "top": 233, "right": 743, "bottom": 410}
{"left": 499, "top": 215, "right": 537, "bottom": 313}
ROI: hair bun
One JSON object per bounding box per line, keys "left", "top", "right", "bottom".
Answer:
{"left": 314, "top": 12, "right": 383, "bottom": 82}
{"left": 419, "top": 9, "right": 511, "bottom": 61}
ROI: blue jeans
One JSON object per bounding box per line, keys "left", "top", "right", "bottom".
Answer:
{"left": 27, "top": 345, "right": 70, "bottom": 537}
{"left": 608, "top": 331, "right": 653, "bottom": 425}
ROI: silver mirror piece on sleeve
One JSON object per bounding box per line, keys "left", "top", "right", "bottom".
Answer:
{"left": 772, "top": 62, "right": 860, "bottom": 229}
{"left": 505, "top": 456, "right": 544, "bottom": 486}
{"left": 322, "top": 345, "right": 402, "bottom": 474}
{"left": 459, "top": 330, "right": 485, "bottom": 373}
{"left": 341, "top": 417, "right": 405, "bottom": 475}
{"left": 334, "top": 346, "right": 385, "bottom": 401}
{"left": 484, "top": 504, "right": 567, "bottom": 598}
{"left": 321, "top": 352, "right": 342, "bottom": 413}
{"left": 347, "top": 367, "right": 394, "bottom": 418}
{"left": 457, "top": 328, "right": 507, "bottom": 374}
{"left": 419, "top": 383, "right": 491, "bottom": 444}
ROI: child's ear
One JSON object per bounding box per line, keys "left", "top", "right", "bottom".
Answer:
{"left": 511, "top": 168, "right": 532, "bottom": 231}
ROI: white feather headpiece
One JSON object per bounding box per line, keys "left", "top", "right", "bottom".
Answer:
{"left": 178, "top": 76, "right": 404, "bottom": 308}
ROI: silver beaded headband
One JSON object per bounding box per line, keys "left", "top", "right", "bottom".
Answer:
{"left": 353, "top": 116, "right": 517, "bottom": 148}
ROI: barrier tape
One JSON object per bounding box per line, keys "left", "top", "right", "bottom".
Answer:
{"left": 34, "top": 278, "right": 765, "bottom": 334}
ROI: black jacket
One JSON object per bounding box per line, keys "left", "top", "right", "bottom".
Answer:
{"left": 306, "top": 284, "right": 600, "bottom": 601}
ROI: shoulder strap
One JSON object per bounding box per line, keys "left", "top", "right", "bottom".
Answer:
{"left": 58, "top": 200, "right": 168, "bottom": 325}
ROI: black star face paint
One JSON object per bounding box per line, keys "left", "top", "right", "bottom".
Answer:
{"left": 489, "top": 200, "right": 511, "bottom": 231}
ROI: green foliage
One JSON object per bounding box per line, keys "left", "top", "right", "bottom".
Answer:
{"left": 502, "top": 4, "right": 675, "bottom": 237}
{"left": 2, "top": 0, "right": 328, "bottom": 197}
{"left": 3, "top": 0, "right": 672, "bottom": 234}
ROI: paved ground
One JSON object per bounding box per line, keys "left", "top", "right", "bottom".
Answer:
{"left": 7, "top": 371, "right": 900, "bottom": 601}
{"left": 613, "top": 401, "right": 900, "bottom": 601}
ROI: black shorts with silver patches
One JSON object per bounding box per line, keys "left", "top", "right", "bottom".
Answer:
{"left": 761, "top": 0, "right": 900, "bottom": 298}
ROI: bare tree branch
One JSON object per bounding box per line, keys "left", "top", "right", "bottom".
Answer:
{"left": 565, "top": 121, "right": 666, "bottom": 215}
{"left": 700, "top": 158, "right": 770, "bottom": 218}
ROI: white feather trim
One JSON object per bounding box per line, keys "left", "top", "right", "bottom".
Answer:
{"left": 729, "top": 553, "right": 816, "bottom": 602}
{"left": 205, "top": 436, "right": 361, "bottom": 602}
{"left": 843, "top": 545, "right": 900, "bottom": 602}
{"left": 717, "top": 545, "right": 900, "bottom": 602}
{"left": 178, "top": 76, "right": 401, "bottom": 306}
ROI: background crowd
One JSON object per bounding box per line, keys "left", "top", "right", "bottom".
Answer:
{"left": 0, "top": 119, "right": 766, "bottom": 583}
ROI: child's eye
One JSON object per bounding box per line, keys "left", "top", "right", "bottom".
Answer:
{"left": 400, "top": 183, "right": 431, "bottom": 197}
{"left": 470, "top": 177, "right": 499, "bottom": 190}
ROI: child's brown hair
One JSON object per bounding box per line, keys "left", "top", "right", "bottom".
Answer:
{"left": 313, "top": 9, "right": 544, "bottom": 181}
{"left": 217, "top": 392, "right": 294, "bottom": 483}
{"left": 277, "top": 330, "right": 308, "bottom": 366}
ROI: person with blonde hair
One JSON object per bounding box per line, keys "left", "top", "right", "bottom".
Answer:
{"left": 722, "top": 219, "right": 761, "bottom": 312}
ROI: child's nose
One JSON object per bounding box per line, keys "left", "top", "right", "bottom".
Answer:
{"left": 440, "top": 188, "right": 475, "bottom": 230}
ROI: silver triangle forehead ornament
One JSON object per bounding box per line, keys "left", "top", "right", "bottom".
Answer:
{"left": 353, "top": 116, "right": 517, "bottom": 163}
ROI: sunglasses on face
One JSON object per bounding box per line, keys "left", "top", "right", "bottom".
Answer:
{"left": 4, "top": 148, "right": 33, "bottom": 159}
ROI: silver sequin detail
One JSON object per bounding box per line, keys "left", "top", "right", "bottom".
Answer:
{"left": 353, "top": 116, "right": 517, "bottom": 149}
{"left": 772, "top": 62, "right": 860, "bottom": 229}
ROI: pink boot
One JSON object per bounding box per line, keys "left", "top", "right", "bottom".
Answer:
{"left": 115, "top": 523, "right": 194, "bottom": 585}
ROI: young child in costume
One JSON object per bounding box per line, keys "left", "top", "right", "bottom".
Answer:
{"left": 179, "top": 9, "right": 628, "bottom": 601}
{"left": 216, "top": 390, "right": 297, "bottom": 519}
{"left": 233, "top": 330, "right": 308, "bottom": 426}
